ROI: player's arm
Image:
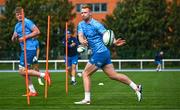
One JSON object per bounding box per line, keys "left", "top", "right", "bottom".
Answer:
{"left": 70, "top": 37, "right": 79, "bottom": 47}
{"left": 19, "top": 25, "right": 40, "bottom": 42}
{"left": 78, "top": 23, "right": 88, "bottom": 46}
{"left": 78, "top": 32, "right": 88, "bottom": 46}
{"left": 36, "top": 47, "right": 40, "bottom": 59}
{"left": 11, "top": 32, "right": 18, "bottom": 42}
{"left": 26, "top": 25, "right": 40, "bottom": 39}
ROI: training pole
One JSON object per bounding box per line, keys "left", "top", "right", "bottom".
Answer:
{"left": 65, "top": 22, "right": 68, "bottom": 95}
{"left": 45, "top": 16, "right": 50, "bottom": 99}
{"left": 22, "top": 8, "right": 30, "bottom": 105}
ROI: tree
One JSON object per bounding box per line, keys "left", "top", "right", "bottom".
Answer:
{"left": 0, "top": 0, "right": 75, "bottom": 59}
{"left": 0, "top": 0, "right": 18, "bottom": 59}
{"left": 103, "top": 0, "right": 179, "bottom": 58}
{"left": 165, "top": 1, "right": 180, "bottom": 58}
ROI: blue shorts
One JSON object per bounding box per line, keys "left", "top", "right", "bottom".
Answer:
{"left": 89, "top": 50, "right": 112, "bottom": 68}
{"left": 19, "top": 50, "right": 36, "bottom": 68}
{"left": 64, "top": 55, "right": 78, "bottom": 67}
{"left": 155, "top": 61, "right": 162, "bottom": 65}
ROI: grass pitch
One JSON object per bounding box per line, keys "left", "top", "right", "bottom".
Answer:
{"left": 0, "top": 71, "right": 180, "bottom": 110}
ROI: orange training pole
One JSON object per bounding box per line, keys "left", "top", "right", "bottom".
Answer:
{"left": 45, "top": 16, "right": 50, "bottom": 99}
{"left": 65, "top": 22, "right": 68, "bottom": 95}
{"left": 22, "top": 8, "right": 30, "bottom": 105}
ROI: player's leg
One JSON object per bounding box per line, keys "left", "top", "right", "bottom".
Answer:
{"left": 19, "top": 50, "right": 51, "bottom": 85}
{"left": 159, "top": 61, "right": 162, "bottom": 71}
{"left": 74, "top": 62, "right": 98, "bottom": 104}
{"left": 71, "top": 64, "right": 77, "bottom": 85}
{"left": 19, "top": 66, "right": 38, "bottom": 96}
{"left": 159, "top": 65, "right": 162, "bottom": 71}
{"left": 68, "top": 66, "right": 72, "bottom": 76}
{"left": 157, "top": 64, "right": 161, "bottom": 71}
{"left": 67, "top": 57, "right": 75, "bottom": 85}
{"left": 22, "top": 76, "right": 38, "bottom": 96}
{"left": 32, "top": 61, "right": 44, "bottom": 86}
{"left": 38, "top": 77, "right": 44, "bottom": 86}
{"left": 71, "top": 55, "right": 78, "bottom": 85}
{"left": 103, "top": 64, "right": 132, "bottom": 84}
{"left": 28, "top": 78, "right": 38, "bottom": 96}
{"left": 155, "top": 61, "right": 161, "bottom": 72}
{"left": 157, "top": 64, "right": 160, "bottom": 71}
{"left": 66, "top": 56, "right": 72, "bottom": 77}
{"left": 102, "top": 64, "right": 142, "bottom": 101}
{"left": 19, "top": 65, "right": 45, "bottom": 77}
{"left": 75, "top": 51, "right": 112, "bottom": 104}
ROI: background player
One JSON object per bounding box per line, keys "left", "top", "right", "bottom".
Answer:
{"left": 11, "top": 7, "right": 51, "bottom": 96}
{"left": 62, "top": 30, "right": 79, "bottom": 85}
{"left": 155, "top": 51, "right": 164, "bottom": 72}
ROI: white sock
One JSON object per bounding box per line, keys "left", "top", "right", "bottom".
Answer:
{"left": 84, "top": 92, "right": 90, "bottom": 101}
{"left": 71, "top": 76, "right": 75, "bottom": 82}
{"left": 40, "top": 72, "right": 45, "bottom": 78}
{"left": 28, "top": 84, "right": 36, "bottom": 93}
{"left": 129, "top": 82, "right": 138, "bottom": 91}
{"left": 38, "top": 77, "right": 42, "bottom": 82}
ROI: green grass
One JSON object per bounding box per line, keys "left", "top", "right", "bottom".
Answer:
{"left": 0, "top": 72, "right": 180, "bottom": 110}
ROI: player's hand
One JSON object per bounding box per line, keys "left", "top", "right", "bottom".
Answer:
{"left": 11, "top": 32, "right": 18, "bottom": 42}
{"left": 33, "top": 56, "right": 38, "bottom": 63}
{"left": 18, "top": 36, "right": 26, "bottom": 42}
{"left": 11, "top": 36, "right": 18, "bottom": 42}
{"left": 71, "top": 42, "right": 76, "bottom": 47}
{"left": 81, "top": 39, "right": 88, "bottom": 46}
{"left": 114, "top": 38, "right": 126, "bottom": 46}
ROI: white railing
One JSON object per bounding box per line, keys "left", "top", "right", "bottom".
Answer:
{"left": 0, "top": 59, "right": 180, "bottom": 72}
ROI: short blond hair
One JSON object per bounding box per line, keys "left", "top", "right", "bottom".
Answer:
{"left": 15, "top": 7, "right": 23, "bottom": 13}
{"left": 81, "top": 4, "right": 92, "bottom": 11}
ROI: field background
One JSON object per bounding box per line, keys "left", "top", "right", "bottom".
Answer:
{"left": 0, "top": 72, "right": 180, "bottom": 110}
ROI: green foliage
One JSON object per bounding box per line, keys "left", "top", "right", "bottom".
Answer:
{"left": 103, "top": 0, "right": 180, "bottom": 58}
{"left": 165, "top": 2, "right": 180, "bottom": 58}
{"left": 0, "top": 0, "right": 75, "bottom": 59}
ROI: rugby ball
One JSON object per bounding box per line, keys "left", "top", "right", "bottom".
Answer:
{"left": 103, "top": 30, "right": 115, "bottom": 46}
{"left": 77, "top": 45, "right": 86, "bottom": 53}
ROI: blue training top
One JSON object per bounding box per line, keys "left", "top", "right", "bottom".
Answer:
{"left": 78, "top": 18, "right": 108, "bottom": 54}
{"left": 155, "top": 52, "right": 163, "bottom": 62}
{"left": 62, "top": 37, "right": 79, "bottom": 57}
{"left": 14, "top": 18, "right": 37, "bottom": 50}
